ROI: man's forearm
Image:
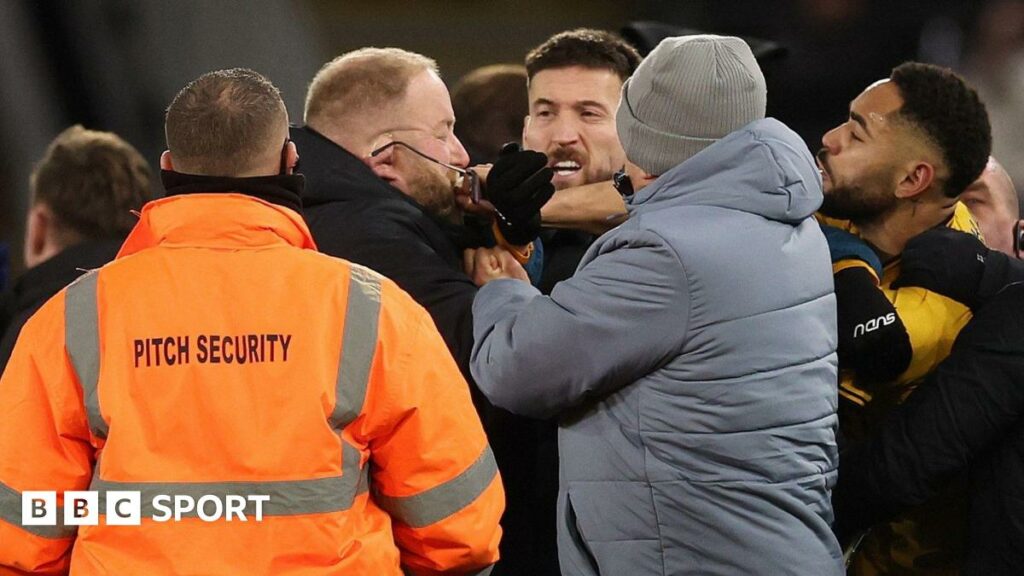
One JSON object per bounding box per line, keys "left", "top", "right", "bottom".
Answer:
{"left": 540, "top": 180, "right": 627, "bottom": 235}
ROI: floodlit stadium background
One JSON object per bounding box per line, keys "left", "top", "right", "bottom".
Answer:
{"left": 1, "top": 0, "right": 1015, "bottom": 276}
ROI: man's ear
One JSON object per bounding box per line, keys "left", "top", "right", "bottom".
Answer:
{"left": 365, "top": 145, "right": 400, "bottom": 183}
{"left": 625, "top": 160, "right": 659, "bottom": 192}
{"left": 24, "top": 203, "right": 53, "bottom": 268}
{"left": 160, "top": 150, "right": 174, "bottom": 171}
{"left": 895, "top": 161, "right": 936, "bottom": 200}
{"left": 283, "top": 141, "right": 299, "bottom": 174}
{"left": 522, "top": 115, "right": 531, "bottom": 146}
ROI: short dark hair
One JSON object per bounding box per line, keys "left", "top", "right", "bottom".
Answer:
{"left": 31, "top": 125, "right": 154, "bottom": 242}
{"left": 452, "top": 64, "right": 528, "bottom": 164}
{"left": 165, "top": 68, "right": 286, "bottom": 176}
{"left": 890, "top": 62, "right": 992, "bottom": 198}
{"left": 526, "top": 28, "right": 641, "bottom": 82}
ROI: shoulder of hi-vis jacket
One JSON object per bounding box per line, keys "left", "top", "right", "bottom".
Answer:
{"left": 0, "top": 248, "right": 502, "bottom": 575}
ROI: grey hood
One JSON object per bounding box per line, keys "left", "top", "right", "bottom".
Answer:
{"left": 627, "top": 117, "right": 823, "bottom": 225}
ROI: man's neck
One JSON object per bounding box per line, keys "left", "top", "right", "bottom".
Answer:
{"left": 856, "top": 199, "right": 956, "bottom": 261}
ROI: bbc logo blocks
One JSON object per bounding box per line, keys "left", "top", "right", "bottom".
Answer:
{"left": 23, "top": 491, "right": 142, "bottom": 526}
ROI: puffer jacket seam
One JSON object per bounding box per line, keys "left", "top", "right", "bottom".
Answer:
{"left": 640, "top": 410, "right": 836, "bottom": 436}
{"left": 646, "top": 471, "right": 836, "bottom": 486}
{"left": 686, "top": 290, "right": 833, "bottom": 331}
{"left": 668, "top": 348, "right": 835, "bottom": 385}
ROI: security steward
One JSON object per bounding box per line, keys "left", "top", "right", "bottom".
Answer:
{"left": 0, "top": 68, "right": 503, "bottom": 575}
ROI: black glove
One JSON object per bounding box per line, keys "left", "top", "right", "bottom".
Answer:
{"left": 892, "top": 227, "right": 1024, "bottom": 310}
{"left": 835, "top": 267, "right": 912, "bottom": 385}
{"left": 484, "top": 142, "right": 555, "bottom": 246}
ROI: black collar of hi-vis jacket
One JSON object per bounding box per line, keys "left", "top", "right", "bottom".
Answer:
{"left": 161, "top": 170, "right": 305, "bottom": 213}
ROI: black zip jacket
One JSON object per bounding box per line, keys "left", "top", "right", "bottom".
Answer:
{"left": 833, "top": 283, "right": 1024, "bottom": 575}
{"left": 0, "top": 239, "right": 122, "bottom": 374}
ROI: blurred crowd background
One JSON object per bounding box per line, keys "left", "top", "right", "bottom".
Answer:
{"left": 2, "top": 0, "right": 1021, "bottom": 276}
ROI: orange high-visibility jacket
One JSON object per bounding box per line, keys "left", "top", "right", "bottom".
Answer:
{"left": 0, "top": 193, "right": 503, "bottom": 575}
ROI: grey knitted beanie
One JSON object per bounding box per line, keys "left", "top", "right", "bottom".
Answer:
{"left": 616, "top": 35, "right": 767, "bottom": 175}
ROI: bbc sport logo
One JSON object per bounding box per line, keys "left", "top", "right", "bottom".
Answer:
{"left": 23, "top": 491, "right": 270, "bottom": 526}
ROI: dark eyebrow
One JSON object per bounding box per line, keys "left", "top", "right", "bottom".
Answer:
{"left": 532, "top": 98, "right": 556, "bottom": 108}
{"left": 850, "top": 110, "right": 871, "bottom": 137}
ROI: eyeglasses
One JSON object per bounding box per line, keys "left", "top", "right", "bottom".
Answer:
{"left": 370, "top": 140, "right": 481, "bottom": 204}
{"left": 369, "top": 139, "right": 514, "bottom": 230}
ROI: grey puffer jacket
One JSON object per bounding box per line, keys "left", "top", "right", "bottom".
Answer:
{"left": 471, "top": 118, "right": 843, "bottom": 575}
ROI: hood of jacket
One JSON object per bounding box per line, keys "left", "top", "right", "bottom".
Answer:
{"left": 627, "top": 117, "right": 823, "bottom": 225}
{"left": 117, "top": 193, "right": 317, "bottom": 259}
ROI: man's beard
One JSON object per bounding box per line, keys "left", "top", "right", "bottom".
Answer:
{"left": 819, "top": 182, "right": 898, "bottom": 222}
{"left": 817, "top": 149, "right": 897, "bottom": 222}
{"left": 408, "top": 164, "right": 463, "bottom": 226}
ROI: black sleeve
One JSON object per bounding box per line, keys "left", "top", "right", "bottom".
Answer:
{"left": 833, "top": 284, "right": 1024, "bottom": 542}
{"left": 892, "top": 227, "right": 1024, "bottom": 310}
{"left": 0, "top": 314, "right": 22, "bottom": 376}
{"left": 0, "top": 302, "right": 42, "bottom": 376}
{"left": 977, "top": 256, "right": 1024, "bottom": 308}
{"left": 307, "top": 203, "right": 478, "bottom": 379}
{"left": 833, "top": 266, "right": 912, "bottom": 384}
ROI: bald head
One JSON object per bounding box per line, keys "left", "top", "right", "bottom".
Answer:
{"left": 963, "top": 157, "right": 1020, "bottom": 255}
{"left": 165, "top": 68, "right": 289, "bottom": 177}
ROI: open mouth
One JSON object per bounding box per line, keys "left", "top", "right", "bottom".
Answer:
{"left": 814, "top": 150, "right": 832, "bottom": 183}
{"left": 552, "top": 160, "right": 582, "bottom": 178}
{"left": 815, "top": 158, "right": 830, "bottom": 183}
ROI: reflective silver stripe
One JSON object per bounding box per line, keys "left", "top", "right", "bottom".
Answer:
{"left": 90, "top": 473, "right": 356, "bottom": 518}
{"left": 65, "top": 271, "right": 107, "bottom": 439}
{"left": 326, "top": 266, "right": 380, "bottom": 509}
{"left": 0, "top": 480, "right": 77, "bottom": 539}
{"left": 376, "top": 446, "right": 498, "bottom": 528}
{"left": 329, "top": 265, "right": 382, "bottom": 431}
{"left": 340, "top": 438, "right": 370, "bottom": 503}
